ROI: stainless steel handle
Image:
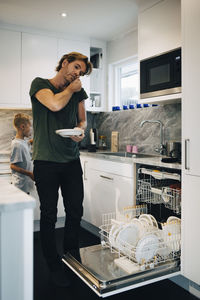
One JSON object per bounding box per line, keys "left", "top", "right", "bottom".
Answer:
{"left": 100, "top": 175, "right": 113, "bottom": 180}
{"left": 185, "top": 139, "right": 190, "bottom": 170}
{"left": 83, "top": 161, "right": 88, "bottom": 180}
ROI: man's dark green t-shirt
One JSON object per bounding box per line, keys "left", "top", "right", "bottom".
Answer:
{"left": 29, "top": 77, "right": 88, "bottom": 163}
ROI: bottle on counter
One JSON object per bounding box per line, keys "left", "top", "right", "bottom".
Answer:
{"left": 88, "top": 128, "right": 97, "bottom": 152}
{"left": 90, "top": 128, "right": 96, "bottom": 145}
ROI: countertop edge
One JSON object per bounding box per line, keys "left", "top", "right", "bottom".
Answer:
{"left": 0, "top": 200, "right": 36, "bottom": 212}
{"left": 80, "top": 151, "right": 181, "bottom": 170}
{"left": 0, "top": 179, "right": 36, "bottom": 212}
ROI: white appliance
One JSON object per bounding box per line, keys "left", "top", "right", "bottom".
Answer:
{"left": 140, "top": 48, "right": 181, "bottom": 99}
{"left": 62, "top": 164, "right": 182, "bottom": 297}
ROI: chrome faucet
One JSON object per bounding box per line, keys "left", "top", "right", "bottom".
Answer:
{"left": 140, "top": 120, "right": 165, "bottom": 155}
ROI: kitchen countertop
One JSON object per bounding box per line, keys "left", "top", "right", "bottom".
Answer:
{"left": 0, "top": 178, "right": 35, "bottom": 212}
{"left": 80, "top": 150, "right": 181, "bottom": 170}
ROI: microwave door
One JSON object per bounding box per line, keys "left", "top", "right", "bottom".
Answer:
{"left": 147, "top": 60, "right": 171, "bottom": 90}
{"left": 140, "top": 48, "right": 181, "bottom": 99}
{"left": 145, "top": 58, "right": 174, "bottom": 93}
{"left": 62, "top": 244, "right": 180, "bottom": 298}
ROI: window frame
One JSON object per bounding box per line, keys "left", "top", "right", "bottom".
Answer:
{"left": 108, "top": 56, "right": 139, "bottom": 111}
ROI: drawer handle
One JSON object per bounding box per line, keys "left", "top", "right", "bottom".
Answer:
{"left": 185, "top": 139, "right": 190, "bottom": 170}
{"left": 100, "top": 175, "right": 113, "bottom": 180}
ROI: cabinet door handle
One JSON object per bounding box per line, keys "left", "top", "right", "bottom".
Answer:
{"left": 100, "top": 175, "right": 113, "bottom": 180}
{"left": 83, "top": 161, "right": 88, "bottom": 180}
{"left": 185, "top": 139, "right": 190, "bottom": 170}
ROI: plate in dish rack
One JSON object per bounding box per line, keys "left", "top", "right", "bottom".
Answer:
{"left": 55, "top": 129, "right": 82, "bottom": 137}
{"left": 115, "top": 223, "right": 139, "bottom": 256}
{"left": 161, "top": 221, "right": 181, "bottom": 252}
{"left": 109, "top": 224, "right": 123, "bottom": 249}
{"left": 130, "top": 218, "right": 146, "bottom": 238}
{"left": 135, "top": 234, "right": 159, "bottom": 264}
{"left": 167, "top": 216, "right": 181, "bottom": 224}
{"left": 139, "top": 214, "right": 158, "bottom": 228}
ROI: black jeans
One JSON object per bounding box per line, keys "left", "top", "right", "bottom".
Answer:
{"left": 33, "top": 159, "right": 83, "bottom": 271}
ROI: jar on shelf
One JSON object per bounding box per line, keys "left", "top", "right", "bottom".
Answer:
{"left": 99, "top": 135, "right": 107, "bottom": 150}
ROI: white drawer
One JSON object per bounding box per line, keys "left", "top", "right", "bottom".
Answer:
{"left": 88, "top": 157, "right": 133, "bottom": 178}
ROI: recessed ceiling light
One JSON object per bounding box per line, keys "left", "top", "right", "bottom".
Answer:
{"left": 60, "top": 12, "right": 67, "bottom": 18}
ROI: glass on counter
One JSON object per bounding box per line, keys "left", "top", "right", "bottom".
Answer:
{"left": 98, "top": 135, "right": 107, "bottom": 150}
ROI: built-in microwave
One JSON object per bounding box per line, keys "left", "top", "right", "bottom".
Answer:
{"left": 140, "top": 48, "right": 181, "bottom": 99}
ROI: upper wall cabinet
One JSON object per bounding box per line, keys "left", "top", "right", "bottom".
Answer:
{"left": 181, "top": 0, "right": 200, "bottom": 286}
{"left": 0, "top": 27, "right": 105, "bottom": 110}
{"left": 0, "top": 29, "right": 21, "bottom": 108}
{"left": 138, "top": 0, "right": 181, "bottom": 104}
{"left": 58, "top": 38, "right": 90, "bottom": 99}
{"left": 21, "top": 33, "right": 58, "bottom": 107}
{"left": 138, "top": 0, "right": 181, "bottom": 61}
{"left": 182, "top": 0, "right": 200, "bottom": 178}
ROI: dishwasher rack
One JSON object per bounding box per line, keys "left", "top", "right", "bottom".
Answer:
{"left": 136, "top": 168, "right": 181, "bottom": 214}
{"left": 99, "top": 205, "right": 181, "bottom": 273}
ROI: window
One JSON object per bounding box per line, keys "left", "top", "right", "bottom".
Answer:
{"left": 109, "top": 56, "right": 139, "bottom": 110}
{"left": 120, "top": 63, "right": 139, "bottom": 107}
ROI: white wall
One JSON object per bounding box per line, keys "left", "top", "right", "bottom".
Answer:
{"left": 107, "top": 29, "right": 138, "bottom": 64}
{"left": 106, "top": 29, "right": 138, "bottom": 111}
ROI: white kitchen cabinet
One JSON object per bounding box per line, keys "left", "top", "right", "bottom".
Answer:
{"left": 0, "top": 29, "right": 21, "bottom": 108}
{"left": 57, "top": 189, "right": 65, "bottom": 218}
{"left": 181, "top": 0, "right": 200, "bottom": 287}
{"left": 30, "top": 187, "right": 40, "bottom": 221}
{"left": 138, "top": 0, "right": 181, "bottom": 105}
{"left": 80, "top": 155, "right": 91, "bottom": 223}
{"left": 33, "top": 188, "right": 65, "bottom": 222}
{"left": 182, "top": 0, "right": 200, "bottom": 177}
{"left": 0, "top": 180, "right": 35, "bottom": 300}
{"left": 58, "top": 38, "right": 90, "bottom": 58}
{"left": 181, "top": 173, "right": 200, "bottom": 285}
{"left": 80, "top": 155, "right": 135, "bottom": 228}
{"left": 0, "top": 28, "right": 103, "bottom": 110}
{"left": 21, "top": 32, "right": 58, "bottom": 107}
{"left": 138, "top": 0, "right": 181, "bottom": 61}
{"left": 58, "top": 38, "right": 90, "bottom": 98}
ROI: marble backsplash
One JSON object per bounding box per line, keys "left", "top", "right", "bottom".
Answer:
{"left": 0, "top": 103, "right": 181, "bottom": 155}
{"left": 82, "top": 103, "right": 181, "bottom": 155}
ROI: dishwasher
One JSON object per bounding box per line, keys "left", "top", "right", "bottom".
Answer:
{"left": 62, "top": 164, "right": 181, "bottom": 297}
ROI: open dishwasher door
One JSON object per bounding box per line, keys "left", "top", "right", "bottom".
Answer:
{"left": 62, "top": 204, "right": 181, "bottom": 298}
{"left": 63, "top": 164, "right": 182, "bottom": 298}
{"left": 62, "top": 244, "right": 180, "bottom": 298}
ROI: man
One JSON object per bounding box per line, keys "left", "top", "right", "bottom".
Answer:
{"left": 29, "top": 52, "right": 92, "bottom": 287}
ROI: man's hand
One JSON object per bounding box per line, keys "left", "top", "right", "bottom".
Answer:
{"left": 70, "top": 127, "right": 85, "bottom": 142}
{"left": 67, "top": 78, "right": 82, "bottom": 93}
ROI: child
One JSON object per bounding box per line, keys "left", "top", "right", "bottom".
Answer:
{"left": 10, "top": 113, "right": 34, "bottom": 194}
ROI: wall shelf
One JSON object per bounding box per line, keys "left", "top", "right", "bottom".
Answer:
{"left": 139, "top": 93, "right": 182, "bottom": 105}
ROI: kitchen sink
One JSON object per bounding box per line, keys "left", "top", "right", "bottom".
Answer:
{"left": 97, "top": 152, "right": 159, "bottom": 158}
